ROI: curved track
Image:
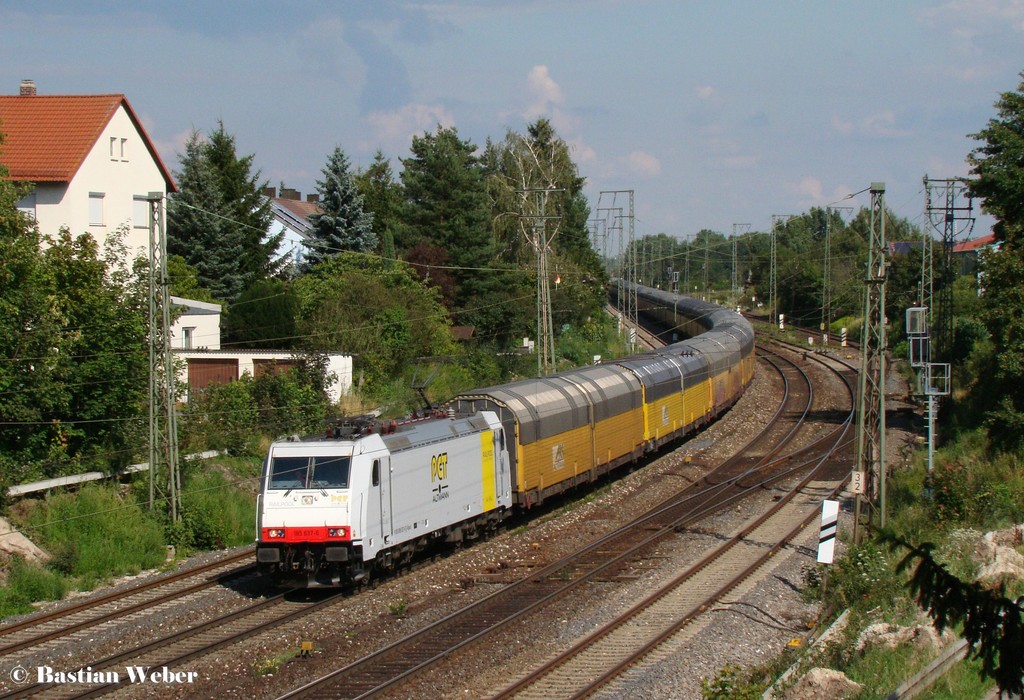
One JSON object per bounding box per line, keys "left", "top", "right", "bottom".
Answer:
{"left": 274, "top": 345, "right": 851, "bottom": 700}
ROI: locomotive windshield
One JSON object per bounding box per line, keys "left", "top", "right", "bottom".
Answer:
{"left": 268, "top": 455, "right": 351, "bottom": 490}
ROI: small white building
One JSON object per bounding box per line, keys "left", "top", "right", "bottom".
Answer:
{"left": 171, "top": 296, "right": 222, "bottom": 350}
{"left": 176, "top": 349, "right": 352, "bottom": 404}
{"left": 170, "top": 296, "right": 351, "bottom": 403}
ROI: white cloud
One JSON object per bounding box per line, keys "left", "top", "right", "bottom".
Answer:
{"left": 568, "top": 137, "right": 597, "bottom": 165}
{"left": 916, "top": 0, "right": 1024, "bottom": 62}
{"left": 365, "top": 103, "right": 455, "bottom": 150}
{"left": 527, "top": 64, "right": 565, "bottom": 106}
{"left": 696, "top": 85, "right": 715, "bottom": 101}
{"left": 625, "top": 150, "right": 662, "bottom": 177}
{"left": 831, "top": 111, "right": 911, "bottom": 139}
{"left": 521, "top": 65, "right": 579, "bottom": 133}
{"left": 786, "top": 178, "right": 862, "bottom": 209}
{"left": 788, "top": 176, "right": 824, "bottom": 203}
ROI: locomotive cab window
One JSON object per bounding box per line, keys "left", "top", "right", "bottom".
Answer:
{"left": 312, "top": 456, "right": 350, "bottom": 488}
{"left": 268, "top": 457, "right": 308, "bottom": 490}
{"left": 372, "top": 459, "right": 380, "bottom": 486}
{"left": 268, "top": 456, "right": 351, "bottom": 489}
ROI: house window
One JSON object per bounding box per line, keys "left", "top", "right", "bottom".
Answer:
{"left": 120, "top": 138, "right": 128, "bottom": 161}
{"left": 182, "top": 327, "right": 195, "bottom": 350}
{"left": 133, "top": 196, "right": 150, "bottom": 229}
{"left": 88, "top": 193, "right": 105, "bottom": 226}
{"left": 16, "top": 192, "right": 36, "bottom": 221}
{"left": 110, "top": 137, "right": 117, "bottom": 159}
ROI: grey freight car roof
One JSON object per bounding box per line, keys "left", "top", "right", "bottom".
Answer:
{"left": 379, "top": 412, "right": 495, "bottom": 453}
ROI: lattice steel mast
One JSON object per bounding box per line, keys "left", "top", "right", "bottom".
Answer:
{"left": 148, "top": 192, "right": 181, "bottom": 522}
{"left": 854, "top": 183, "right": 888, "bottom": 540}
{"left": 923, "top": 176, "right": 974, "bottom": 363}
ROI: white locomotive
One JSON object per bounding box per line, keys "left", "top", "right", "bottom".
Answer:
{"left": 256, "top": 411, "right": 512, "bottom": 587}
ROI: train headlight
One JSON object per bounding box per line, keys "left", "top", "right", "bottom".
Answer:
{"left": 327, "top": 527, "right": 348, "bottom": 538}
{"left": 266, "top": 529, "right": 285, "bottom": 538}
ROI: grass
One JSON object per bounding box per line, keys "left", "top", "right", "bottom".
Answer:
{"left": 748, "top": 425, "right": 1024, "bottom": 700}
{"left": 0, "top": 455, "right": 263, "bottom": 621}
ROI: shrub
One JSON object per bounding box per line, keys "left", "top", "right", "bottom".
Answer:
{"left": 181, "top": 380, "right": 259, "bottom": 456}
{"left": 16, "top": 484, "right": 166, "bottom": 581}
{"left": 7, "top": 556, "right": 67, "bottom": 603}
{"left": 826, "top": 540, "right": 903, "bottom": 612}
{"left": 167, "top": 468, "right": 257, "bottom": 552}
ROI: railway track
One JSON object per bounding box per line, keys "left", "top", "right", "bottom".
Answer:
{"left": 0, "top": 548, "right": 255, "bottom": 662}
{"left": 0, "top": 586, "right": 347, "bottom": 699}
{"left": 273, "top": 345, "right": 852, "bottom": 699}
{"left": 0, "top": 340, "right": 851, "bottom": 700}
{"left": 493, "top": 389, "right": 853, "bottom": 696}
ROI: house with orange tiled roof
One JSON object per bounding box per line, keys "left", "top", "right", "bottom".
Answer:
{"left": 0, "top": 79, "right": 176, "bottom": 257}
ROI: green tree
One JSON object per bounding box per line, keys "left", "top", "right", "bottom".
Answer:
{"left": 486, "top": 119, "right": 607, "bottom": 344}
{"left": 0, "top": 196, "right": 148, "bottom": 485}
{"left": 205, "top": 121, "right": 283, "bottom": 279}
{"left": 294, "top": 253, "right": 455, "bottom": 393}
{"left": 222, "top": 278, "right": 299, "bottom": 349}
{"left": 0, "top": 173, "right": 65, "bottom": 486}
{"left": 356, "top": 149, "right": 402, "bottom": 265}
{"left": 966, "top": 71, "right": 1024, "bottom": 449}
{"left": 401, "top": 126, "right": 507, "bottom": 337}
{"left": 306, "top": 146, "right": 376, "bottom": 266}
{"left": 42, "top": 227, "right": 149, "bottom": 472}
{"left": 167, "top": 131, "right": 245, "bottom": 302}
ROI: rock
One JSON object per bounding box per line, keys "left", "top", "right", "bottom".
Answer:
{"left": 974, "top": 524, "right": 1024, "bottom": 586}
{"left": 0, "top": 516, "right": 50, "bottom": 564}
{"left": 856, "top": 622, "right": 954, "bottom": 653}
{"left": 784, "top": 667, "right": 862, "bottom": 699}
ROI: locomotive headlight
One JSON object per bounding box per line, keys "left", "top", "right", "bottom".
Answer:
{"left": 328, "top": 527, "right": 348, "bottom": 538}
{"left": 267, "top": 529, "right": 285, "bottom": 538}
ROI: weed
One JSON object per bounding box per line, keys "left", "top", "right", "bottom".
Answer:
{"left": 252, "top": 648, "right": 300, "bottom": 676}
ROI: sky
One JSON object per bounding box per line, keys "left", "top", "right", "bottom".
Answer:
{"left": 2, "top": 0, "right": 1021, "bottom": 242}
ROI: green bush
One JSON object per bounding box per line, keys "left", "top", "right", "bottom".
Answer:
{"left": 927, "top": 447, "right": 1024, "bottom": 529}
{"left": 181, "top": 380, "right": 259, "bottom": 456}
{"left": 16, "top": 484, "right": 166, "bottom": 581}
{"left": 167, "top": 469, "right": 257, "bottom": 551}
{"left": 7, "top": 556, "right": 67, "bottom": 603}
{"left": 826, "top": 540, "right": 904, "bottom": 613}
{"left": 248, "top": 368, "right": 325, "bottom": 439}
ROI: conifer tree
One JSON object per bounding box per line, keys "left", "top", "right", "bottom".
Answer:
{"left": 167, "top": 131, "right": 247, "bottom": 302}
{"left": 356, "top": 149, "right": 402, "bottom": 266}
{"left": 205, "top": 121, "right": 282, "bottom": 279}
{"left": 305, "top": 146, "right": 375, "bottom": 267}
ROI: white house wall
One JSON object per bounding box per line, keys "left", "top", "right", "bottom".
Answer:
{"left": 33, "top": 105, "right": 168, "bottom": 259}
{"left": 175, "top": 351, "right": 353, "bottom": 403}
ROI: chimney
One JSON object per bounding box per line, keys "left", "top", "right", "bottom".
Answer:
{"left": 280, "top": 187, "right": 300, "bottom": 201}
{"left": 20, "top": 79, "right": 37, "bottom": 96}
{"left": 262, "top": 186, "right": 276, "bottom": 198}
{"left": 306, "top": 194, "right": 319, "bottom": 203}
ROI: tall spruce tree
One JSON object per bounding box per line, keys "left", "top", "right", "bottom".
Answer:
{"left": 167, "top": 131, "right": 247, "bottom": 302}
{"left": 305, "top": 146, "right": 376, "bottom": 267}
{"left": 356, "top": 149, "right": 402, "bottom": 266}
{"left": 205, "top": 121, "right": 282, "bottom": 279}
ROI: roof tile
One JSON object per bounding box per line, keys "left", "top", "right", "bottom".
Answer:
{"left": 0, "top": 93, "right": 176, "bottom": 190}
